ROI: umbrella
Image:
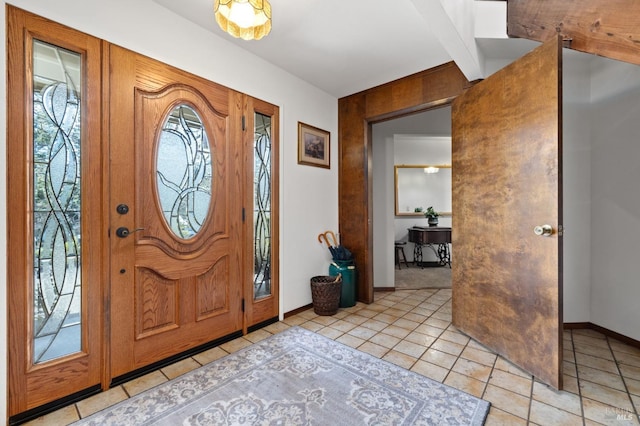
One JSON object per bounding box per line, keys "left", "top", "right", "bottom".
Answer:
{"left": 318, "top": 231, "right": 352, "bottom": 261}
{"left": 318, "top": 231, "right": 336, "bottom": 258}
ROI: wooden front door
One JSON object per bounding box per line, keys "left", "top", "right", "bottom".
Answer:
{"left": 451, "top": 36, "right": 563, "bottom": 388}
{"left": 108, "top": 45, "right": 244, "bottom": 379}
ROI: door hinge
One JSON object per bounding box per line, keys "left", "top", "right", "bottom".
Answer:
{"left": 242, "top": 207, "right": 245, "bottom": 223}
{"left": 241, "top": 298, "right": 245, "bottom": 312}
{"left": 242, "top": 115, "right": 246, "bottom": 131}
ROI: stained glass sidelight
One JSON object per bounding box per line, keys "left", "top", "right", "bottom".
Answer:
{"left": 254, "top": 113, "right": 272, "bottom": 299}
{"left": 157, "top": 105, "right": 212, "bottom": 239}
{"left": 32, "top": 40, "right": 83, "bottom": 363}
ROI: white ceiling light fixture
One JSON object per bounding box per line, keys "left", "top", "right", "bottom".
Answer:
{"left": 214, "top": 0, "right": 272, "bottom": 41}
{"left": 423, "top": 166, "right": 439, "bottom": 174}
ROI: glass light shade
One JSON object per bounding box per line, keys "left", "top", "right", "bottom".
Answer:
{"left": 214, "top": 0, "right": 272, "bottom": 41}
{"left": 424, "top": 167, "right": 439, "bottom": 174}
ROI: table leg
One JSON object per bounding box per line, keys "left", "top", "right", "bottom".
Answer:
{"left": 437, "top": 243, "right": 451, "bottom": 267}
{"left": 413, "top": 243, "right": 423, "bottom": 268}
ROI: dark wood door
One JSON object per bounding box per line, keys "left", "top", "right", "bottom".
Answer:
{"left": 109, "top": 45, "right": 243, "bottom": 378}
{"left": 451, "top": 36, "right": 563, "bottom": 388}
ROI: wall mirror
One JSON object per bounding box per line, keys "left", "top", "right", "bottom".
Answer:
{"left": 394, "top": 164, "right": 452, "bottom": 216}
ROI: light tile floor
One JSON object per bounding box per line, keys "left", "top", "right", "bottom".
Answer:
{"left": 26, "top": 288, "right": 640, "bottom": 425}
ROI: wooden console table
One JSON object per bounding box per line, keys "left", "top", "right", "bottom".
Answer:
{"left": 407, "top": 226, "right": 451, "bottom": 268}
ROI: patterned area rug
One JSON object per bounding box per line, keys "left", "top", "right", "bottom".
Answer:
{"left": 75, "top": 327, "right": 489, "bottom": 425}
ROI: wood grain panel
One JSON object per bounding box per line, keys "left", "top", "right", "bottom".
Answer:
{"left": 136, "top": 268, "right": 178, "bottom": 338}
{"left": 338, "top": 93, "right": 370, "bottom": 302}
{"left": 508, "top": 0, "right": 640, "bottom": 66}
{"left": 451, "top": 36, "right": 563, "bottom": 389}
{"left": 338, "top": 63, "right": 469, "bottom": 303}
{"left": 197, "top": 257, "right": 229, "bottom": 319}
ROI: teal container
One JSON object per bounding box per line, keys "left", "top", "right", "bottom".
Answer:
{"left": 329, "top": 260, "right": 356, "bottom": 308}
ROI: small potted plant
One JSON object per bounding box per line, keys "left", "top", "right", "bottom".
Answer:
{"left": 424, "top": 206, "right": 439, "bottom": 227}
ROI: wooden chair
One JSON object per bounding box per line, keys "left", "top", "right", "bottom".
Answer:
{"left": 395, "top": 241, "right": 409, "bottom": 269}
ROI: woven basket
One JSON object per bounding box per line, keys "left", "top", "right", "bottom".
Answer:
{"left": 310, "top": 275, "right": 342, "bottom": 316}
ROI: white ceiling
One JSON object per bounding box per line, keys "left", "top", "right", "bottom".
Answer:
{"left": 154, "top": 0, "right": 539, "bottom": 98}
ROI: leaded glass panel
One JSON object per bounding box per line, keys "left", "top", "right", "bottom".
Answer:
{"left": 32, "top": 40, "right": 82, "bottom": 364}
{"left": 254, "top": 113, "right": 271, "bottom": 299}
{"left": 157, "top": 105, "right": 212, "bottom": 239}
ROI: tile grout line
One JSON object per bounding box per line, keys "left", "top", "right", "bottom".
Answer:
{"left": 570, "top": 330, "right": 588, "bottom": 426}
{"left": 572, "top": 330, "right": 640, "bottom": 422}
{"left": 525, "top": 370, "right": 535, "bottom": 424}
{"left": 405, "top": 290, "right": 449, "bottom": 375}
{"left": 479, "top": 348, "right": 498, "bottom": 404}
{"left": 606, "top": 334, "right": 640, "bottom": 422}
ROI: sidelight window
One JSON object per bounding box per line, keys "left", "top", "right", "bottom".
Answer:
{"left": 254, "top": 113, "right": 272, "bottom": 299}
{"left": 32, "top": 40, "right": 82, "bottom": 363}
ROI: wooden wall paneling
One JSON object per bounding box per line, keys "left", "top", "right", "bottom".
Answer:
{"left": 338, "top": 93, "right": 371, "bottom": 303}
{"left": 507, "top": 0, "right": 640, "bottom": 66}
{"left": 338, "top": 62, "right": 469, "bottom": 303}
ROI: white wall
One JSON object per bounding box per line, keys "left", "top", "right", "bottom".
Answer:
{"left": 562, "top": 51, "right": 593, "bottom": 322}
{"left": 372, "top": 136, "right": 395, "bottom": 287}
{"left": 590, "top": 57, "right": 640, "bottom": 341}
{"left": 1, "top": 0, "right": 339, "bottom": 420}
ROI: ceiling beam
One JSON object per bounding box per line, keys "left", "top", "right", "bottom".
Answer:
{"left": 411, "top": 0, "right": 485, "bottom": 81}
{"left": 507, "top": 0, "right": 640, "bottom": 66}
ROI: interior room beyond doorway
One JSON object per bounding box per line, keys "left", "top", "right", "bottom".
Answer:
{"left": 371, "top": 106, "right": 452, "bottom": 290}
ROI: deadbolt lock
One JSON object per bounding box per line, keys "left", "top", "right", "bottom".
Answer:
{"left": 533, "top": 224, "right": 553, "bottom": 237}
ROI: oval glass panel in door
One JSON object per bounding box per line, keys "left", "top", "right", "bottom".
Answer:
{"left": 157, "top": 105, "right": 212, "bottom": 239}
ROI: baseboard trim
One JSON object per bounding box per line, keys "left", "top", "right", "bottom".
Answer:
{"left": 564, "top": 322, "right": 640, "bottom": 349}
{"left": 563, "top": 322, "right": 591, "bottom": 330}
{"left": 374, "top": 286, "right": 395, "bottom": 292}
{"left": 284, "top": 303, "right": 313, "bottom": 318}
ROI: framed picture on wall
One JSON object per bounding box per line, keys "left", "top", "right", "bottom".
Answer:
{"left": 298, "top": 122, "right": 330, "bottom": 169}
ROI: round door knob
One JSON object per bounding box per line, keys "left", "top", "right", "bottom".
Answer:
{"left": 534, "top": 224, "right": 553, "bottom": 237}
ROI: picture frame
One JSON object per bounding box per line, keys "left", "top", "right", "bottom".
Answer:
{"left": 297, "top": 122, "right": 330, "bottom": 169}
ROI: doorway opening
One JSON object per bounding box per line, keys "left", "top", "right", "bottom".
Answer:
{"left": 371, "top": 106, "right": 452, "bottom": 291}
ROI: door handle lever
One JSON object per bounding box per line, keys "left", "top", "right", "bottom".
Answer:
{"left": 115, "top": 227, "right": 145, "bottom": 238}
